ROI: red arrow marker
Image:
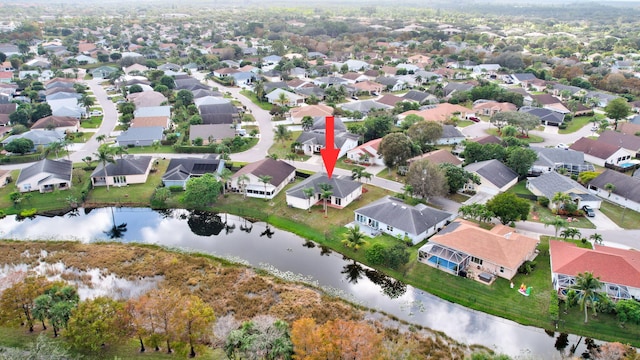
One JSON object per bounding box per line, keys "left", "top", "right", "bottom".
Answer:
{"left": 320, "top": 116, "right": 340, "bottom": 179}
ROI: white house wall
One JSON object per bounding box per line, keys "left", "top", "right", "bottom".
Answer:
{"left": 590, "top": 187, "right": 640, "bottom": 212}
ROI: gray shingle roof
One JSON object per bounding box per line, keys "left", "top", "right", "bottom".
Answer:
{"left": 17, "top": 159, "right": 72, "bottom": 184}
{"left": 530, "top": 147, "right": 586, "bottom": 168}
{"left": 519, "top": 107, "right": 564, "bottom": 125}
{"left": 403, "top": 90, "right": 430, "bottom": 103}
{"left": 441, "top": 125, "right": 464, "bottom": 139}
{"left": 598, "top": 130, "right": 640, "bottom": 152}
{"left": 91, "top": 156, "right": 152, "bottom": 177}
{"left": 589, "top": 169, "right": 640, "bottom": 203}
{"left": 163, "top": 157, "right": 224, "bottom": 181}
{"left": 287, "top": 173, "right": 361, "bottom": 199}
{"left": 117, "top": 127, "right": 164, "bottom": 143}
{"left": 295, "top": 130, "right": 359, "bottom": 149}
{"left": 133, "top": 106, "right": 171, "bottom": 118}
{"left": 527, "top": 171, "right": 590, "bottom": 200}
{"left": 233, "top": 158, "right": 296, "bottom": 187}
{"left": 464, "top": 159, "right": 519, "bottom": 188}
{"left": 355, "top": 196, "right": 454, "bottom": 236}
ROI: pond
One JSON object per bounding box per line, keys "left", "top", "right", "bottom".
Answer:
{"left": 0, "top": 207, "right": 594, "bottom": 358}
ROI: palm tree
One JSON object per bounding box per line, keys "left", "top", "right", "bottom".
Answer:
{"left": 559, "top": 228, "right": 572, "bottom": 240}
{"left": 237, "top": 174, "right": 250, "bottom": 199}
{"left": 573, "top": 272, "right": 602, "bottom": 323}
{"left": 604, "top": 183, "right": 615, "bottom": 198}
{"left": 276, "top": 92, "right": 290, "bottom": 108}
{"left": 258, "top": 175, "right": 272, "bottom": 201}
{"left": 560, "top": 227, "right": 581, "bottom": 240}
{"left": 113, "top": 145, "right": 128, "bottom": 159}
{"left": 341, "top": 225, "right": 368, "bottom": 251}
{"left": 48, "top": 141, "right": 64, "bottom": 159}
{"left": 284, "top": 153, "right": 296, "bottom": 164}
{"left": 402, "top": 184, "right": 414, "bottom": 198}
{"left": 301, "top": 116, "right": 314, "bottom": 131}
{"left": 361, "top": 171, "right": 372, "bottom": 183}
{"left": 302, "top": 187, "right": 315, "bottom": 213}
{"left": 94, "top": 145, "right": 116, "bottom": 191}
{"left": 274, "top": 124, "right": 291, "bottom": 143}
{"left": 219, "top": 168, "right": 233, "bottom": 195}
{"left": 351, "top": 167, "right": 364, "bottom": 182}
{"left": 589, "top": 233, "right": 603, "bottom": 245}
{"left": 544, "top": 216, "right": 568, "bottom": 238}
{"left": 95, "top": 134, "right": 106, "bottom": 144}
{"left": 319, "top": 183, "right": 333, "bottom": 217}
{"left": 552, "top": 192, "right": 572, "bottom": 211}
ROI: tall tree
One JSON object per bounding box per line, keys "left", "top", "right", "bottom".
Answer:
{"left": 544, "top": 216, "right": 568, "bottom": 238}
{"left": 94, "top": 145, "right": 116, "bottom": 191}
{"left": 302, "top": 187, "right": 315, "bottom": 212}
{"left": 177, "top": 294, "right": 215, "bottom": 358}
{"left": 184, "top": 173, "right": 222, "bottom": 207}
{"left": 33, "top": 284, "right": 79, "bottom": 337}
{"left": 0, "top": 276, "right": 50, "bottom": 332}
{"left": 439, "top": 163, "right": 480, "bottom": 194}
{"left": 342, "top": 225, "right": 367, "bottom": 251}
{"left": 505, "top": 146, "right": 538, "bottom": 177}
{"left": 219, "top": 168, "right": 233, "bottom": 195}
{"left": 405, "top": 159, "right": 448, "bottom": 201}
{"left": 319, "top": 182, "right": 333, "bottom": 217}
{"left": 486, "top": 192, "right": 530, "bottom": 225}
{"left": 379, "top": 133, "right": 414, "bottom": 173}
{"left": 274, "top": 124, "right": 291, "bottom": 143}
{"left": 65, "top": 296, "right": 128, "bottom": 353}
{"left": 363, "top": 114, "right": 394, "bottom": 142}
{"left": 573, "top": 272, "right": 602, "bottom": 323}
{"left": 301, "top": 116, "right": 314, "bottom": 131}
{"left": 604, "top": 98, "right": 630, "bottom": 130}
{"left": 237, "top": 174, "right": 250, "bottom": 199}
{"left": 406, "top": 121, "right": 443, "bottom": 150}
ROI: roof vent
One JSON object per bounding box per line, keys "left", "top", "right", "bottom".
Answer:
{"left": 401, "top": 206, "right": 406, "bottom": 210}
{"left": 504, "top": 232, "right": 512, "bottom": 239}
{"left": 391, "top": 203, "right": 397, "bottom": 206}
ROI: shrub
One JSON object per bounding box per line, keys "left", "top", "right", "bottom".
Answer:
{"left": 537, "top": 196, "right": 550, "bottom": 207}
{"left": 0, "top": 209, "right": 5, "bottom": 219}
{"left": 517, "top": 260, "right": 536, "bottom": 275}
{"left": 19, "top": 208, "right": 37, "bottom": 218}
{"left": 365, "top": 243, "right": 386, "bottom": 265}
{"left": 558, "top": 123, "right": 567, "bottom": 129}
{"left": 168, "top": 185, "right": 184, "bottom": 192}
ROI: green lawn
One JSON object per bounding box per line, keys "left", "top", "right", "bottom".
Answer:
{"left": 558, "top": 116, "right": 594, "bottom": 134}
{"left": 335, "top": 158, "right": 368, "bottom": 172}
{"left": 66, "top": 132, "right": 92, "bottom": 143}
{"left": 0, "top": 168, "right": 92, "bottom": 215}
{"left": 84, "top": 160, "right": 168, "bottom": 206}
{"left": 486, "top": 129, "right": 544, "bottom": 143}
{"left": 239, "top": 90, "right": 273, "bottom": 111}
{"left": 447, "top": 192, "right": 471, "bottom": 203}
{"left": 80, "top": 116, "right": 103, "bottom": 129}
{"left": 268, "top": 131, "right": 305, "bottom": 159}
{"left": 125, "top": 145, "right": 176, "bottom": 154}
{"left": 456, "top": 120, "right": 475, "bottom": 128}
{"left": 508, "top": 180, "right": 534, "bottom": 196}
{"left": 599, "top": 200, "right": 640, "bottom": 229}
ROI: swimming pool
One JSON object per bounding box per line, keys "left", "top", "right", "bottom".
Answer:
{"left": 619, "top": 162, "right": 635, "bottom": 169}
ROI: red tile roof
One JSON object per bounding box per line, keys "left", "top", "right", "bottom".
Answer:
{"left": 550, "top": 240, "right": 640, "bottom": 288}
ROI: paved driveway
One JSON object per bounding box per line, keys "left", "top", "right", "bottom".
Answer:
{"left": 586, "top": 208, "right": 622, "bottom": 230}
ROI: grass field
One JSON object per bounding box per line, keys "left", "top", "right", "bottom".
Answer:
{"left": 599, "top": 200, "right": 640, "bottom": 229}
{"left": 558, "top": 116, "right": 594, "bottom": 135}
{"left": 239, "top": 90, "right": 273, "bottom": 111}
{"left": 80, "top": 116, "right": 103, "bottom": 129}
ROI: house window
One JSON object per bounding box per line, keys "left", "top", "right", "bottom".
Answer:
{"left": 471, "top": 256, "right": 483, "bottom": 265}
{"left": 335, "top": 198, "right": 341, "bottom": 206}
{"left": 114, "top": 176, "right": 126, "bottom": 184}
{"left": 386, "top": 225, "right": 394, "bottom": 232}
{"left": 500, "top": 266, "right": 504, "bottom": 273}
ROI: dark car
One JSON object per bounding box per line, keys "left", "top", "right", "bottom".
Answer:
{"left": 582, "top": 205, "right": 595, "bottom": 217}
{"left": 468, "top": 116, "right": 480, "bottom": 122}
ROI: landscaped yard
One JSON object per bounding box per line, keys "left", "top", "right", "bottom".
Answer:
{"left": 599, "top": 200, "right": 640, "bottom": 229}
{"left": 268, "top": 131, "right": 309, "bottom": 161}
{"left": 80, "top": 116, "right": 103, "bottom": 129}
{"left": 558, "top": 115, "right": 594, "bottom": 134}
{"left": 84, "top": 159, "right": 169, "bottom": 205}
{"left": 456, "top": 120, "right": 475, "bottom": 128}
{"left": 239, "top": 90, "right": 272, "bottom": 111}
{"left": 125, "top": 145, "right": 177, "bottom": 154}
{"left": 66, "top": 132, "right": 93, "bottom": 143}
{"left": 486, "top": 128, "right": 544, "bottom": 143}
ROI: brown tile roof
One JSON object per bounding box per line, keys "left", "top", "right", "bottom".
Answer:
{"left": 472, "top": 102, "right": 517, "bottom": 112}
{"left": 569, "top": 137, "right": 621, "bottom": 159}
{"left": 31, "top": 116, "right": 78, "bottom": 129}
{"left": 402, "top": 103, "right": 470, "bottom": 122}
{"left": 290, "top": 104, "right": 333, "bottom": 119}
{"left": 353, "top": 80, "right": 384, "bottom": 92}
{"left": 130, "top": 116, "right": 168, "bottom": 128}
{"left": 127, "top": 91, "right": 168, "bottom": 108}
{"left": 598, "top": 130, "right": 640, "bottom": 151}
{"left": 407, "top": 149, "right": 462, "bottom": 166}
{"left": 550, "top": 240, "right": 640, "bottom": 288}
{"left": 532, "top": 94, "right": 561, "bottom": 105}
{"left": 376, "top": 94, "right": 404, "bottom": 107}
{"left": 430, "top": 222, "right": 539, "bottom": 270}
{"left": 618, "top": 122, "right": 640, "bottom": 136}
{"left": 232, "top": 158, "right": 296, "bottom": 186}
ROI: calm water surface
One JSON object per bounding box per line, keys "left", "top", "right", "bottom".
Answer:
{"left": 0, "top": 207, "right": 596, "bottom": 358}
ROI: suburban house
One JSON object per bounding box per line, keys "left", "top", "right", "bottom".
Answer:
{"left": 30, "top": 116, "right": 79, "bottom": 133}
{"left": 189, "top": 124, "right": 235, "bottom": 145}
{"left": 0, "top": 103, "right": 16, "bottom": 126}
{"left": 435, "top": 125, "right": 465, "bottom": 145}
{"left": 91, "top": 155, "right": 153, "bottom": 188}
{"left": 294, "top": 117, "right": 359, "bottom": 158}
{"left": 346, "top": 138, "right": 384, "bottom": 166}
{"left": 550, "top": 240, "right": 640, "bottom": 301}
{"left": 526, "top": 171, "right": 602, "bottom": 210}
{"left": 134, "top": 106, "right": 171, "bottom": 119}
{"left": 90, "top": 66, "right": 119, "bottom": 79}
{"left": 400, "top": 103, "right": 471, "bottom": 124}
{"left": 116, "top": 126, "right": 164, "bottom": 147}
{"left": 418, "top": 220, "right": 539, "bottom": 281}
{"left": 229, "top": 158, "right": 296, "bottom": 199}
{"left": 597, "top": 130, "right": 640, "bottom": 158}
{"left": 16, "top": 159, "right": 72, "bottom": 193}
{"left": 472, "top": 101, "right": 517, "bottom": 116}
{"left": 289, "top": 104, "right": 333, "bottom": 123}
{"left": 1, "top": 130, "right": 66, "bottom": 150}
{"left": 403, "top": 90, "right": 437, "bottom": 105}
{"left": 265, "top": 88, "right": 304, "bottom": 107}
{"left": 508, "top": 73, "right": 538, "bottom": 87}
{"left": 162, "top": 155, "right": 225, "bottom": 189}
{"left": 407, "top": 149, "right": 462, "bottom": 167}
{"left": 569, "top": 137, "right": 633, "bottom": 167}
{"left": 127, "top": 91, "right": 168, "bottom": 108}
{"left": 588, "top": 169, "right": 640, "bottom": 212}
{"left": 529, "top": 147, "right": 594, "bottom": 175}
{"left": 286, "top": 173, "right": 362, "bottom": 210}
{"left": 375, "top": 76, "right": 406, "bottom": 92}
{"left": 354, "top": 196, "right": 456, "bottom": 244}
{"left": 130, "top": 116, "right": 171, "bottom": 130}
{"left": 198, "top": 103, "right": 239, "bottom": 125}
{"left": 519, "top": 106, "right": 565, "bottom": 126}
{"left": 463, "top": 159, "right": 519, "bottom": 195}
{"left": 339, "top": 100, "right": 392, "bottom": 115}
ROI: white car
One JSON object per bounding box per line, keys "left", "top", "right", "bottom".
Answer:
{"left": 90, "top": 110, "right": 103, "bottom": 117}
{"left": 555, "top": 143, "right": 569, "bottom": 150}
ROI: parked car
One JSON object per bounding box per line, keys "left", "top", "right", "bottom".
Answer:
{"left": 556, "top": 143, "right": 569, "bottom": 150}
{"left": 468, "top": 116, "right": 480, "bottom": 122}
{"left": 90, "top": 110, "right": 103, "bottom": 117}
{"left": 582, "top": 205, "right": 595, "bottom": 217}
{"left": 351, "top": 95, "right": 359, "bottom": 100}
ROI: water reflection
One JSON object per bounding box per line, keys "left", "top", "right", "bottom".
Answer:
{"left": 104, "top": 207, "right": 127, "bottom": 239}
{"left": 0, "top": 207, "right": 596, "bottom": 358}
